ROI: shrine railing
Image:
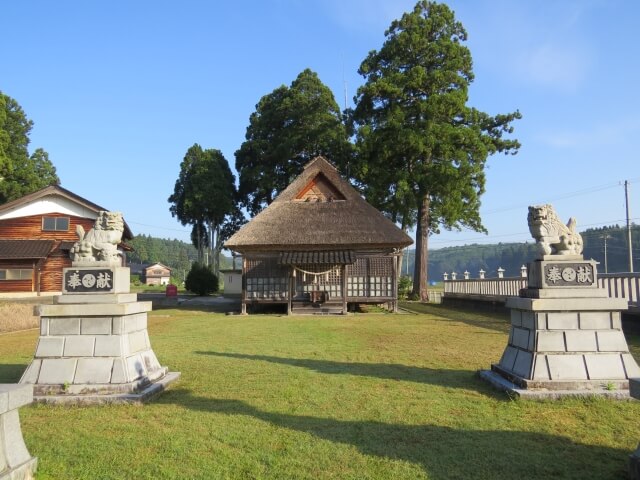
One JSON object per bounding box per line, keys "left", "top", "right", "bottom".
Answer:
{"left": 443, "top": 272, "right": 640, "bottom": 310}
{"left": 598, "top": 273, "right": 640, "bottom": 308}
{"left": 443, "top": 277, "right": 527, "bottom": 302}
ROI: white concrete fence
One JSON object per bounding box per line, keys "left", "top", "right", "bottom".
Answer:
{"left": 443, "top": 267, "right": 640, "bottom": 311}
{"left": 598, "top": 273, "right": 640, "bottom": 309}
{"left": 442, "top": 266, "right": 528, "bottom": 303}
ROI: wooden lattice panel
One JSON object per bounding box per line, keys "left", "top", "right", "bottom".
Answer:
{"left": 295, "top": 173, "right": 345, "bottom": 202}
{"left": 346, "top": 257, "right": 394, "bottom": 298}
{"left": 245, "top": 257, "right": 289, "bottom": 300}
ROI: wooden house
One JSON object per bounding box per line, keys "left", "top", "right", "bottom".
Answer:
{"left": 143, "top": 262, "right": 172, "bottom": 286}
{"left": 224, "top": 156, "right": 413, "bottom": 314}
{"left": 0, "top": 185, "right": 133, "bottom": 294}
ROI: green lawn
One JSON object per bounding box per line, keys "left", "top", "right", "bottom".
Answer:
{"left": 2, "top": 304, "right": 640, "bottom": 479}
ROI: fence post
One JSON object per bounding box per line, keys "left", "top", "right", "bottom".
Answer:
{"left": 521, "top": 265, "right": 528, "bottom": 278}
{"left": 479, "top": 269, "right": 485, "bottom": 279}
{"left": 464, "top": 271, "right": 470, "bottom": 280}
{"left": 451, "top": 272, "right": 457, "bottom": 280}
{"left": 497, "top": 267, "right": 505, "bottom": 279}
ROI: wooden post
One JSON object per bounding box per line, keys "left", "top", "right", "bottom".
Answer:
{"left": 241, "top": 257, "right": 247, "bottom": 315}
{"left": 287, "top": 267, "right": 293, "bottom": 315}
{"left": 34, "top": 259, "right": 44, "bottom": 296}
{"left": 342, "top": 264, "right": 348, "bottom": 315}
{"left": 392, "top": 254, "right": 398, "bottom": 313}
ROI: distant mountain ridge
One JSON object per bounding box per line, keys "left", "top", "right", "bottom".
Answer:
{"left": 400, "top": 224, "right": 640, "bottom": 280}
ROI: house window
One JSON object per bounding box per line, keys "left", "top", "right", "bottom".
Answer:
{"left": 42, "top": 216, "right": 69, "bottom": 231}
{"left": 0, "top": 269, "right": 33, "bottom": 280}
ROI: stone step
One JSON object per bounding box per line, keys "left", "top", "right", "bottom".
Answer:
{"left": 291, "top": 304, "right": 344, "bottom": 315}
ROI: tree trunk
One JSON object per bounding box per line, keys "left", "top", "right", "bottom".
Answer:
{"left": 213, "top": 225, "right": 221, "bottom": 279}
{"left": 208, "top": 220, "right": 215, "bottom": 268}
{"left": 196, "top": 222, "right": 204, "bottom": 264}
{"left": 412, "top": 194, "right": 430, "bottom": 302}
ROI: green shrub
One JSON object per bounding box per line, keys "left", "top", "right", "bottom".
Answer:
{"left": 398, "top": 276, "right": 413, "bottom": 299}
{"left": 185, "top": 263, "right": 219, "bottom": 296}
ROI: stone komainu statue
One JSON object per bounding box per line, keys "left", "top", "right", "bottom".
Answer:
{"left": 528, "top": 204, "right": 583, "bottom": 258}
{"left": 70, "top": 211, "right": 124, "bottom": 264}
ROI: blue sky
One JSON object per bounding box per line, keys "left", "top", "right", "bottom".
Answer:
{"left": 2, "top": 0, "right": 639, "bottom": 255}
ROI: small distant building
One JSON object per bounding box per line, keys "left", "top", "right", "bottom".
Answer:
{"left": 143, "top": 263, "right": 171, "bottom": 286}
{"left": 220, "top": 268, "right": 242, "bottom": 296}
{"left": 224, "top": 156, "right": 413, "bottom": 314}
{"left": 0, "top": 185, "right": 133, "bottom": 294}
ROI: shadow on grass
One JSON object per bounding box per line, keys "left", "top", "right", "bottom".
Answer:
{"left": 0, "top": 364, "right": 27, "bottom": 383}
{"left": 162, "top": 389, "right": 629, "bottom": 479}
{"left": 197, "top": 351, "right": 495, "bottom": 392}
{"left": 401, "top": 302, "right": 510, "bottom": 333}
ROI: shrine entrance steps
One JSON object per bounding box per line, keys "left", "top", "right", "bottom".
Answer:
{"left": 291, "top": 302, "right": 345, "bottom": 315}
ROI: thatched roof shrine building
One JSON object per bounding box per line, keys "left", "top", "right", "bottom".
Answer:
{"left": 225, "top": 156, "right": 413, "bottom": 314}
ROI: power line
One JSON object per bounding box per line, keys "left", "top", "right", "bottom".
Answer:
{"left": 482, "top": 181, "right": 622, "bottom": 215}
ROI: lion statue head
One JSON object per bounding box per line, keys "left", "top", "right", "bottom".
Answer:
{"left": 527, "top": 204, "right": 583, "bottom": 258}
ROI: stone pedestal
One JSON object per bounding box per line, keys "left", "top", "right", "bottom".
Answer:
{"left": 20, "top": 267, "right": 180, "bottom": 404}
{"left": 629, "top": 379, "right": 640, "bottom": 479}
{"left": 481, "top": 257, "right": 640, "bottom": 399}
{"left": 0, "top": 384, "right": 37, "bottom": 480}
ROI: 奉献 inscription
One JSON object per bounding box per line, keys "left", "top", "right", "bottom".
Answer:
{"left": 64, "top": 269, "right": 114, "bottom": 293}
{"left": 544, "top": 263, "right": 594, "bottom": 287}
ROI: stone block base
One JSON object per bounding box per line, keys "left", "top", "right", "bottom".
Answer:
{"left": 0, "top": 385, "right": 37, "bottom": 480}
{"left": 32, "top": 372, "right": 181, "bottom": 405}
{"left": 21, "top": 297, "right": 177, "bottom": 404}
{"left": 490, "top": 362, "right": 630, "bottom": 391}
{"left": 486, "top": 290, "right": 640, "bottom": 398}
{"left": 31, "top": 366, "right": 169, "bottom": 396}
{"left": 479, "top": 370, "right": 631, "bottom": 400}
{"left": 0, "top": 458, "right": 38, "bottom": 480}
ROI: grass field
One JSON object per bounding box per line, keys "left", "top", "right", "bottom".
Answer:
{"left": 2, "top": 303, "right": 640, "bottom": 479}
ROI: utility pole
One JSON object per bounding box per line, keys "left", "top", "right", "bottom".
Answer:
{"left": 625, "top": 180, "right": 634, "bottom": 272}
{"left": 600, "top": 234, "right": 611, "bottom": 273}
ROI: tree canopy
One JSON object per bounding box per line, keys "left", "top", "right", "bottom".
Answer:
{"left": 352, "top": 1, "right": 521, "bottom": 300}
{"left": 168, "top": 144, "right": 238, "bottom": 276}
{"left": 236, "top": 69, "right": 352, "bottom": 216}
{"left": 0, "top": 92, "right": 59, "bottom": 204}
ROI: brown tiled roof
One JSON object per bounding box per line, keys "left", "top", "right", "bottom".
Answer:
{"left": 58, "top": 241, "right": 75, "bottom": 251}
{"left": 225, "top": 157, "right": 413, "bottom": 252}
{"left": 0, "top": 240, "right": 55, "bottom": 259}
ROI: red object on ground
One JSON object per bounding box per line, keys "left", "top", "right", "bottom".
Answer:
{"left": 165, "top": 284, "right": 178, "bottom": 297}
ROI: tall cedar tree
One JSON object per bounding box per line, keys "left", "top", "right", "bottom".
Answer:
{"left": 352, "top": 1, "right": 521, "bottom": 300}
{"left": 0, "top": 92, "right": 59, "bottom": 203}
{"left": 236, "top": 69, "right": 352, "bottom": 216}
{"left": 168, "top": 144, "right": 238, "bottom": 277}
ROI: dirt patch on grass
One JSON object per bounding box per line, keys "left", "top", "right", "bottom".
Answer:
{"left": 0, "top": 303, "right": 38, "bottom": 333}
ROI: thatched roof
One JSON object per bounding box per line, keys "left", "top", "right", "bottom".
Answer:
{"left": 225, "top": 156, "right": 413, "bottom": 252}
